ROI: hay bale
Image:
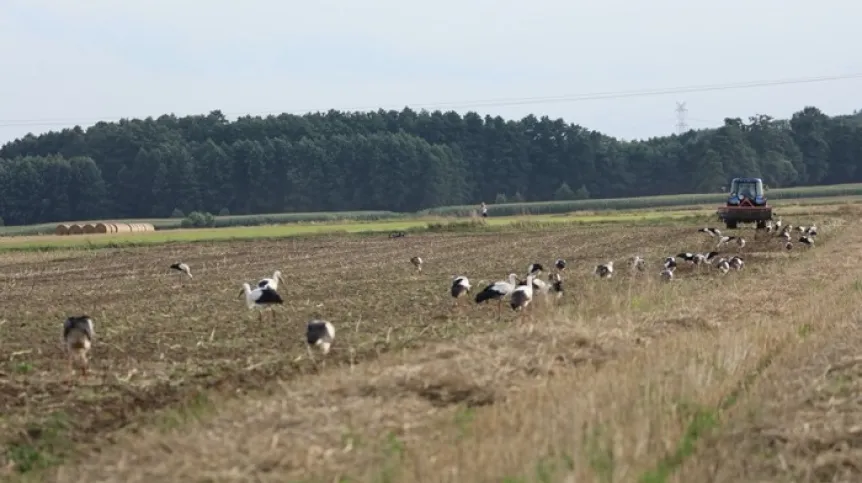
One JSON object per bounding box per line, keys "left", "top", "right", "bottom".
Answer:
{"left": 55, "top": 224, "right": 71, "bottom": 236}
{"left": 129, "top": 223, "right": 140, "bottom": 232}
{"left": 83, "top": 224, "right": 97, "bottom": 234}
{"left": 114, "top": 223, "right": 132, "bottom": 233}
{"left": 68, "top": 224, "right": 84, "bottom": 235}
{"left": 94, "top": 223, "right": 109, "bottom": 234}
{"left": 142, "top": 223, "right": 155, "bottom": 232}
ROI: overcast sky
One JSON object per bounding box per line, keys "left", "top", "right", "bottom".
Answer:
{"left": 1, "top": 0, "right": 860, "bottom": 146}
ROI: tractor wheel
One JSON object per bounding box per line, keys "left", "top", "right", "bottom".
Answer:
{"left": 725, "top": 220, "right": 738, "bottom": 229}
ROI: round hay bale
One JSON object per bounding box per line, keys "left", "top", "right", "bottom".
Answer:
{"left": 55, "top": 224, "right": 71, "bottom": 236}
{"left": 130, "top": 223, "right": 140, "bottom": 232}
{"left": 83, "top": 224, "right": 97, "bottom": 234}
{"left": 114, "top": 223, "right": 132, "bottom": 233}
{"left": 142, "top": 223, "right": 155, "bottom": 232}
{"left": 94, "top": 223, "right": 109, "bottom": 234}
{"left": 68, "top": 224, "right": 84, "bottom": 235}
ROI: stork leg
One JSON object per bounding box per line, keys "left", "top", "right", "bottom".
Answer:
{"left": 66, "top": 354, "right": 75, "bottom": 383}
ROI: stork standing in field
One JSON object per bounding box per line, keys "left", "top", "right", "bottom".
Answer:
{"left": 729, "top": 256, "right": 744, "bottom": 270}
{"left": 548, "top": 272, "right": 563, "bottom": 298}
{"left": 239, "top": 283, "right": 284, "bottom": 321}
{"left": 63, "top": 315, "right": 94, "bottom": 378}
{"left": 663, "top": 257, "right": 677, "bottom": 270}
{"left": 660, "top": 266, "right": 674, "bottom": 281}
{"left": 510, "top": 274, "right": 535, "bottom": 313}
{"left": 257, "top": 270, "right": 285, "bottom": 290}
{"left": 714, "top": 258, "right": 731, "bottom": 274}
{"left": 451, "top": 276, "right": 471, "bottom": 299}
{"left": 475, "top": 273, "right": 518, "bottom": 314}
{"left": 306, "top": 319, "right": 335, "bottom": 361}
{"left": 595, "top": 261, "right": 614, "bottom": 279}
{"left": 527, "top": 263, "right": 545, "bottom": 277}
{"left": 170, "top": 262, "right": 192, "bottom": 278}
{"left": 555, "top": 259, "right": 567, "bottom": 271}
{"left": 677, "top": 252, "right": 698, "bottom": 264}
{"left": 799, "top": 235, "right": 814, "bottom": 247}
{"left": 410, "top": 256, "right": 423, "bottom": 273}
{"left": 715, "top": 235, "right": 739, "bottom": 249}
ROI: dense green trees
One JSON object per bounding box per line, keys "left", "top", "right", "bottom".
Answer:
{"left": 1, "top": 106, "right": 861, "bottom": 226}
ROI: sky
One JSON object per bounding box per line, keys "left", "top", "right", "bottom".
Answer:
{"left": 1, "top": 0, "right": 860, "bottom": 145}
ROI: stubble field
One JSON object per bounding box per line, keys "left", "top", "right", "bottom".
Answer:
{"left": 2, "top": 207, "right": 861, "bottom": 482}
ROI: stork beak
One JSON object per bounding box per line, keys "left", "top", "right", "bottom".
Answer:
{"left": 238, "top": 290, "right": 245, "bottom": 298}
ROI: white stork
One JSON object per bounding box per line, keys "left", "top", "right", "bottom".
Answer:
{"left": 527, "top": 263, "right": 545, "bottom": 276}
{"left": 660, "top": 266, "right": 674, "bottom": 281}
{"left": 410, "top": 256, "right": 423, "bottom": 272}
{"left": 548, "top": 272, "right": 563, "bottom": 298}
{"left": 714, "top": 257, "right": 730, "bottom": 274}
{"left": 595, "top": 261, "right": 614, "bottom": 279}
{"left": 663, "top": 257, "right": 677, "bottom": 269}
{"left": 239, "top": 283, "right": 284, "bottom": 321}
{"left": 257, "top": 270, "right": 285, "bottom": 290}
{"left": 306, "top": 319, "right": 335, "bottom": 360}
{"left": 170, "top": 262, "right": 192, "bottom": 278}
{"left": 475, "top": 273, "right": 518, "bottom": 315}
{"left": 62, "top": 315, "right": 94, "bottom": 377}
{"left": 510, "top": 275, "right": 535, "bottom": 312}
{"left": 451, "top": 276, "right": 471, "bottom": 299}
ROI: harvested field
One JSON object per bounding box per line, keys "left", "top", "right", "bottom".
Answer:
{"left": 0, "top": 209, "right": 858, "bottom": 482}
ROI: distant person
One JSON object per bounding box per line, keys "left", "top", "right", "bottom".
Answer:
{"left": 480, "top": 202, "right": 488, "bottom": 218}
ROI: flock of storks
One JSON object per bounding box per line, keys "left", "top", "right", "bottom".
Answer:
{"left": 58, "top": 217, "right": 818, "bottom": 379}
{"left": 441, "top": 218, "right": 819, "bottom": 317}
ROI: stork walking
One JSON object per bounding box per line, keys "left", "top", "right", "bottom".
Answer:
{"left": 239, "top": 283, "right": 284, "bottom": 321}
{"left": 62, "top": 315, "right": 95, "bottom": 378}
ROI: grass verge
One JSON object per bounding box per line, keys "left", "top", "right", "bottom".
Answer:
{"left": 0, "top": 211, "right": 706, "bottom": 252}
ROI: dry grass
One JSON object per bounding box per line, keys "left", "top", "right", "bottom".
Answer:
{"left": 0, "top": 207, "right": 857, "bottom": 482}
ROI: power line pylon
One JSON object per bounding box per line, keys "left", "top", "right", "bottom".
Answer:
{"left": 675, "top": 101, "right": 688, "bottom": 134}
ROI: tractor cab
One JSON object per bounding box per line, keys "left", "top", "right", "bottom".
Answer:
{"left": 727, "top": 178, "right": 766, "bottom": 207}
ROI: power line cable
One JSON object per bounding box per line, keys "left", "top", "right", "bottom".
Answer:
{"left": 1, "top": 72, "right": 860, "bottom": 129}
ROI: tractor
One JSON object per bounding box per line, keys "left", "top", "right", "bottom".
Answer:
{"left": 716, "top": 177, "right": 773, "bottom": 229}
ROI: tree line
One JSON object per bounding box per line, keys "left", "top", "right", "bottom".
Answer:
{"left": 0, "top": 105, "right": 861, "bottom": 226}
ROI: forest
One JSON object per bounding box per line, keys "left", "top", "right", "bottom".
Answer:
{"left": 0, "top": 105, "right": 861, "bottom": 226}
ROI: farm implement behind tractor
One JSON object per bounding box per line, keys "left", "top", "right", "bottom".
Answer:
{"left": 716, "top": 177, "right": 773, "bottom": 229}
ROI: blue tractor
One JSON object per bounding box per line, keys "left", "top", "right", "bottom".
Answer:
{"left": 716, "top": 177, "right": 773, "bottom": 229}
